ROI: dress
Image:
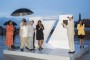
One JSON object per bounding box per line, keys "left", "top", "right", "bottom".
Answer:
{"left": 77, "top": 24, "right": 85, "bottom": 39}
{"left": 36, "top": 24, "right": 44, "bottom": 40}
{"left": 6, "top": 25, "right": 14, "bottom": 47}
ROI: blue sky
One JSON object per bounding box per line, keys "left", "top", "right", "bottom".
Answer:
{"left": 0, "top": 0, "right": 90, "bottom": 21}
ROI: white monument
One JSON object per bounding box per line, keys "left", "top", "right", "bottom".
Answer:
{"left": 4, "top": 15, "right": 89, "bottom": 60}
{"left": 29, "top": 15, "right": 73, "bottom": 49}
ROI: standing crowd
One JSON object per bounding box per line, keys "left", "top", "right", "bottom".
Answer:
{"left": 5, "top": 17, "right": 85, "bottom": 53}
{"left": 6, "top": 19, "right": 44, "bottom": 51}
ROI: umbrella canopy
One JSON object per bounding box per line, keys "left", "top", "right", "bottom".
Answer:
{"left": 11, "top": 8, "right": 33, "bottom": 16}
{"left": 4, "top": 21, "right": 17, "bottom": 26}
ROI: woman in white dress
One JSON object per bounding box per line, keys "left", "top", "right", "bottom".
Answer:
{"left": 28, "top": 20, "right": 35, "bottom": 51}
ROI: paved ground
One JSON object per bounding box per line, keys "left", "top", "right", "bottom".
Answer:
{"left": 76, "top": 51, "right": 90, "bottom": 60}
{"left": 0, "top": 35, "right": 44, "bottom": 60}
{"left": 0, "top": 35, "right": 90, "bottom": 60}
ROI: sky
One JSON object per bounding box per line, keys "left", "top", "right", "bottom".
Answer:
{"left": 0, "top": 0, "right": 90, "bottom": 21}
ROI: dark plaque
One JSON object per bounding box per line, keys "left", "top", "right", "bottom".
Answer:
{"left": 63, "top": 20, "right": 68, "bottom": 25}
{"left": 63, "top": 20, "right": 68, "bottom": 27}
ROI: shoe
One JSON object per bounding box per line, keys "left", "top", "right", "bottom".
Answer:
{"left": 11, "top": 45, "right": 15, "bottom": 49}
{"left": 80, "top": 46, "right": 82, "bottom": 48}
{"left": 20, "top": 49, "right": 24, "bottom": 51}
{"left": 26, "top": 47, "right": 29, "bottom": 50}
{"left": 83, "top": 46, "right": 84, "bottom": 48}
{"left": 29, "top": 49, "right": 33, "bottom": 51}
{"left": 68, "top": 51, "right": 75, "bottom": 53}
{"left": 8, "top": 48, "right": 13, "bottom": 51}
{"left": 39, "top": 48, "right": 41, "bottom": 50}
{"left": 39, "top": 47, "right": 43, "bottom": 50}
{"left": 33, "top": 48, "right": 35, "bottom": 50}
{"left": 80, "top": 46, "right": 84, "bottom": 48}
{"left": 41, "top": 47, "right": 43, "bottom": 49}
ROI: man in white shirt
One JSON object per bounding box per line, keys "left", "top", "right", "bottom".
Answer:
{"left": 19, "top": 19, "right": 24, "bottom": 47}
{"left": 28, "top": 20, "right": 35, "bottom": 51}
{"left": 62, "top": 16, "right": 75, "bottom": 53}
{"left": 20, "top": 20, "right": 29, "bottom": 51}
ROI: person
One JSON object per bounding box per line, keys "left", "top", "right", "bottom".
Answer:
{"left": 11, "top": 26, "right": 16, "bottom": 48}
{"left": 6, "top": 20, "right": 14, "bottom": 50}
{"left": 36, "top": 20, "right": 44, "bottom": 50}
{"left": 28, "top": 20, "right": 35, "bottom": 51}
{"left": 62, "top": 16, "right": 75, "bottom": 53}
{"left": 20, "top": 19, "right": 29, "bottom": 51}
{"left": 77, "top": 20, "right": 85, "bottom": 48}
{"left": 19, "top": 19, "right": 26, "bottom": 49}
{"left": 0, "top": 26, "right": 3, "bottom": 35}
{"left": 19, "top": 19, "right": 25, "bottom": 44}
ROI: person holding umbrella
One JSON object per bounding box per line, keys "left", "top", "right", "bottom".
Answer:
{"left": 6, "top": 20, "right": 14, "bottom": 50}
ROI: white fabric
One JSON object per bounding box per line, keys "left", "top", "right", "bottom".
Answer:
{"left": 28, "top": 37, "right": 33, "bottom": 49}
{"left": 21, "top": 25, "right": 28, "bottom": 37}
{"left": 28, "top": 25, "right": 34, "bottom": 37}
{"left": 28, "top": 25, "right": 34, "bottom": 49}
{"left": 19, "top": 22, "right": 23, "bottom": 35}
{"left": 64, "top": 20, "right": 75, "bottom": 52}
{"left": 66, "top": 20, "right": 75, "bottom": 35}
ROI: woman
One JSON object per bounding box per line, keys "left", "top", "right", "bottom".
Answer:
{"left": 36, "top": 20, "right": 44, "bottom": 50}
{"left": 77, "top": 20, "right": 85, "bottom": 48}
{"left": 6, "top": 20, "right": 14, "bottom": 50}
{"left": 28, "top": 20, "right": 35, "bottom": 51}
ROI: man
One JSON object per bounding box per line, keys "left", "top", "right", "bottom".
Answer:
{"left": 62, "top": 16, "right": 75, "bottom": 53}
{"left": 20, "top": 19, "right": 29, "bottom": 51}
{"left": 28, "top": 20, "right": 35, "bottom": 51}
{"left": 19, "top": 19, "right": 25, "bottom": 40}
{"left": 19, "top": 19, "right": 25, "bottom": 48}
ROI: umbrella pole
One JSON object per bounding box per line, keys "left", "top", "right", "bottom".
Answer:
{"left": 20, "top": 13, "right": 23, "bottom": 18}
